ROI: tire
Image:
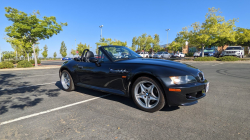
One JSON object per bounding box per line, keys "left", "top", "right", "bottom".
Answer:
{"left": 60, "top": 70, "right": 75, "bottom": 91}
{"left": 132, "top": 76, "right": 165, "bottom": 112}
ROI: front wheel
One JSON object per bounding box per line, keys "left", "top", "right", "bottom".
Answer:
{"left": 132, "top": 77, "right": 165, "bottom": 112}
{"left": 61, "top": 70, "right": 75, "bottom": 91}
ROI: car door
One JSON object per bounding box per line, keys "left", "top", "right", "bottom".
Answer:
{"left": 76, "top": 49, "right": 125, "bottom": 92}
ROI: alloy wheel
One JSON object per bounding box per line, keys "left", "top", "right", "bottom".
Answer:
{"left": 134, "top": 81, "right": 160, "bottom": 109}
{"left": 61, "top": 72, "right": 70, "bottom": 90}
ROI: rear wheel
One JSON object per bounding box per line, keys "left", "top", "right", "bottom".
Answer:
{"left": 132, "top": 77, "right": 165, "bottom": 112}
{"left": 61, "top": 70, "right": 75, "bottom": 91}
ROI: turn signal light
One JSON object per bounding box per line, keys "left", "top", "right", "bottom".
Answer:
{"left": 122, "top": 76, "right": 126, "bottom": 78}
{"left": 169, "top": 88, "right": 181, "bottom": 92}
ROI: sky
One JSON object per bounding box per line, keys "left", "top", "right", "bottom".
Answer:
{"left": 0, "top": 0, "right": 250, "bottom": 57}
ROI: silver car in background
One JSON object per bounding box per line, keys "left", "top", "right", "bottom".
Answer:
{"left": 221, "top": 46, "right": 244, "bottom": 58}
{"left": 153, "top": 51, "right": 171, "bottom": 58}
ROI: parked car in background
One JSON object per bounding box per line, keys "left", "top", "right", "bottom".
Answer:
{"left": 153, "top": 51, "right": 171, "bottom": 58}
{"left": 204, "top": 48, "right": 219, "bottom": 57}
{"left": 193, "top": 49, "right": 219, "bottom": 58}
{"left": 169, "top": 53, "right": 175, "bottom": 58}
{"left": 149, "top": 53, "right": 154, "bottom": 58}
{"left": 221, "top": 46, "right": 244, "bottom": 58}
{"left": 137, "top": 52, "right": 149, "bottom": 58}
{"left": 174, "top": 52, "right": 185, "bottom": 57}
{"left": 61, "top": 57, "right": 72, "bottom": 61}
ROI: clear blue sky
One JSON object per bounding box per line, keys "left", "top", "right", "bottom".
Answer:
{"left": 1, "top": 0, "right": 250, "bottom": 57}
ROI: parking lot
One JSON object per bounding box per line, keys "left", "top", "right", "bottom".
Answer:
{"left": 0, "top": 61, "right": 250, "bottom": 140}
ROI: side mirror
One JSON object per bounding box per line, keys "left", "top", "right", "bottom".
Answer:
{"left": 74, "top": 57, "right": 81, "bottom": 61}
{"left": 89, "top": 57, "right": 98, "bottom": 63}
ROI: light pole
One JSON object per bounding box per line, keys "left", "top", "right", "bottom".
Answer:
{"left": 99, "top": 25, "right": 103, "bottom": 41}
{"left": 0, "top": 46, "right": 1, "bottom": 62}
{"left": 166, "top": 29, "right": 170, "bottom": 48}
{"left": 75, "top": 39, "right": 76, "bottom": 57}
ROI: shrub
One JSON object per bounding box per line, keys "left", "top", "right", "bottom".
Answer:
{"left": 194, "top": 57, "right": 217, "bottom": 61}
{"left": 186, "top": 52, "right": 194, "bottom": 57}
{"left": 30, "top": 59, "right": 41, "bottom": 64}
{"left": 9, "top": 60, "right": 20, "bottom": 64}
{"left": 17, "top": 60, "right": 33, "bottom": 68}
{"left": 217, "top": 56, "right": 240, "bottom": 61}
{"left": 0, "top": 61, "right": 14, "bottom": 69}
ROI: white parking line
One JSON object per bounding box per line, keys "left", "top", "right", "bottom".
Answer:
{"left": 0, "top": 82, "right": 55, "bottom": 91}
{"left": 0, "top": 94, "right": 111, "bottom": 126}
{"left": 6, "top": 74, "right": 56, "bottom": 80}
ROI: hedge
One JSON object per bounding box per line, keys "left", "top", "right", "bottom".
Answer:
{"left": 30, "top": 59, "right": 41, "bottom": 64}
{"left": 194, "top": 57, "right": 217, "bottom": 61}
{"left": 0, "top": 61, "right": 14, "bottom": 69}
{"left": 17, "top": 60, "right": 33, "bottom": 68}
{"left": 217, "top": 56, "right": 240, "bottom": 61}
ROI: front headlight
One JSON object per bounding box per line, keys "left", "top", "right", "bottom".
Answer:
{"left": 169, "top": 75, "right": 197, "bottom": 85}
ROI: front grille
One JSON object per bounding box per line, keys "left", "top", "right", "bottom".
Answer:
{"left": 198, "top": 72, "right": 204, "bottom": 81}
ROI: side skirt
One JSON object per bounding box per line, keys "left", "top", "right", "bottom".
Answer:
{"left": 76, "top": 83, "right": 127, "bottom": 97}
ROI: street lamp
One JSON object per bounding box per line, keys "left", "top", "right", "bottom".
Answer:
{"left": 166, "top": 29, "right": 170, "bottom": 48}
{"left": 99, "top": 25, "right": 103, "bottom": 41}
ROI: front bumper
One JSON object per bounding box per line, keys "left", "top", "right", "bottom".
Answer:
{"left": 164, "top": 81, "right": 209, "bottom": 106}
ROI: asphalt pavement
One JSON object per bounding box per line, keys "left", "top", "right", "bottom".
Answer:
{"left": 41, "top": 60, "right": 64, "bottom": 66}
{"left": 0, "top": 62, "right": 250, "bottom": 140}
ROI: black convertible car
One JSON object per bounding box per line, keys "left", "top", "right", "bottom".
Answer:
{"left": 59, "top": 46, "right": 209, "bottom": 112}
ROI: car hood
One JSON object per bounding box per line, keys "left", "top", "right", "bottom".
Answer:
{"left": 116, "top": 58, "right": 200, "bottom": 76}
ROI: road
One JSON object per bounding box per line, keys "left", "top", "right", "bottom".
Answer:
{"left": 41, "top": 60, "right": 64, "bottom": 66}
{"left": 0, "top": 62, "right": 250, "bottom": 140}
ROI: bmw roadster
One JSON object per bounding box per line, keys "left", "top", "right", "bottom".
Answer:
{"left": 59, "top": 45, "right": 209, "bottom": 112}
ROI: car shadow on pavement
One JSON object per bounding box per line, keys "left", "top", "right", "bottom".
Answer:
{"left": 55, "top": 81, "right": 180, "bottom": 112}
{"left": 0, "top": 74, "right": 61, "bottom": 115}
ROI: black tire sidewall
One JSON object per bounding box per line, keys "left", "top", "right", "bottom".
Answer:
{"left": 61, "top": 70, "right": 75, "bottom": 91}
{"left": 131, "top": 76, "right": 165, "bottom": 112}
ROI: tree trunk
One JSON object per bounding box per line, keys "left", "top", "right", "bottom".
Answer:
{"left": 31, "top": 40, "right": 38, "bottom": 67}
{"left": 201, "top": 44, "right": 205, "bottom": 57}
{"left": 28, "top": 53, "right": 29, "bottom": 61}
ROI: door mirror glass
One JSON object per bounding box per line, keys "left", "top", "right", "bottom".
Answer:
{"left": 89, "top": 57, "right": 98, "bottom": 63}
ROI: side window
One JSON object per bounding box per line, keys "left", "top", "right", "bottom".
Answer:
{"left": 98, "top": 49, "right": 111, "bottom": 63}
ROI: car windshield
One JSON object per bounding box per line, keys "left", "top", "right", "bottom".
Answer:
{"left": 226, "top": 47, "right": 242, "bottom": 50}
{"left": 204, "top": 49, "right": 214, "bottom": 52}
{"left": 103, "top": 46, "right": 142, "bottom": 61}
{"left": 157, "top": 52, "right": 162, "bottom": 54}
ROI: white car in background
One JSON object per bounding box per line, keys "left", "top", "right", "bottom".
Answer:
{"left": 137, "top": 52, "right": 149, "bottom": 58}
{"left": 174, "top": 52, "right": 185, "bottom": 57}
{"left": 222, "top": 46, "right": 244, "bottom": 58}
{"left": 153, "top": 51, "right": 171, "bottom": 58}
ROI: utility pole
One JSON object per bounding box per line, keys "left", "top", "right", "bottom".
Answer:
{"left": 99, "top": 25, "right": 103, "bottom": 41}
{"left": 166, "top": 29, "right": 170, "bottom": 48}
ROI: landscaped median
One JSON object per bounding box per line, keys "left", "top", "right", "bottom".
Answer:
{"left": 0, "top": 60, "right": 60, "bottom": 71}
{"left": 194, "top": 56, "right": 242, "bottom": 61}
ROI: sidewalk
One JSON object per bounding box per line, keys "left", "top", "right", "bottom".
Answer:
{"left": 0, "top": 65, "right": 61, "bottom": 71}
{"left": 175, "top": 60, "right": 250, "bottom": 63}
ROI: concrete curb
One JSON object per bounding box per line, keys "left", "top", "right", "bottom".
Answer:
{"left": 0, "top": 65, "right": 61, "bottom": 71}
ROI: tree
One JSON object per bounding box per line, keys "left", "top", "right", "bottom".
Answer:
{"left": 153, "top": 34, "right": 161, "bottom": 52}
{"left": 34, "top": 45, "right": 41, "bottom": 59}
{"left": 136, "top": 33, "right": 154, "bottom": 52}
{"left": 180, "top": 7, "right": 237, "bottom": 57}
{"left": 53, "top": 52, "right": 57, "bottom": 59}
{"left": 168, "top": 41, "right": 182, "bottom": 53}
{"left": 77, "top": 42, "right": 91, "bottom": 56}
{"left": 130, "top": 37, "right": 137, "bottom": 51}
{"left": 4, "top": 7, "right": 67, "bottom": 66}
{"left": 60, "top": 41, "right": 67, "bottom": 57}
{"left": 42, "top": 45, "right": 48, "bottom": 59}
{"left": 2, "top": 51, "right": 15, "bottom": 60}
{"left": 71, "top": 49, "right": 76, "bottom": 57}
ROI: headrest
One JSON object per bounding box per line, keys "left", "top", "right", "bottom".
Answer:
{"left": 86, "top": 51, "right": 94, "bottom": 58}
